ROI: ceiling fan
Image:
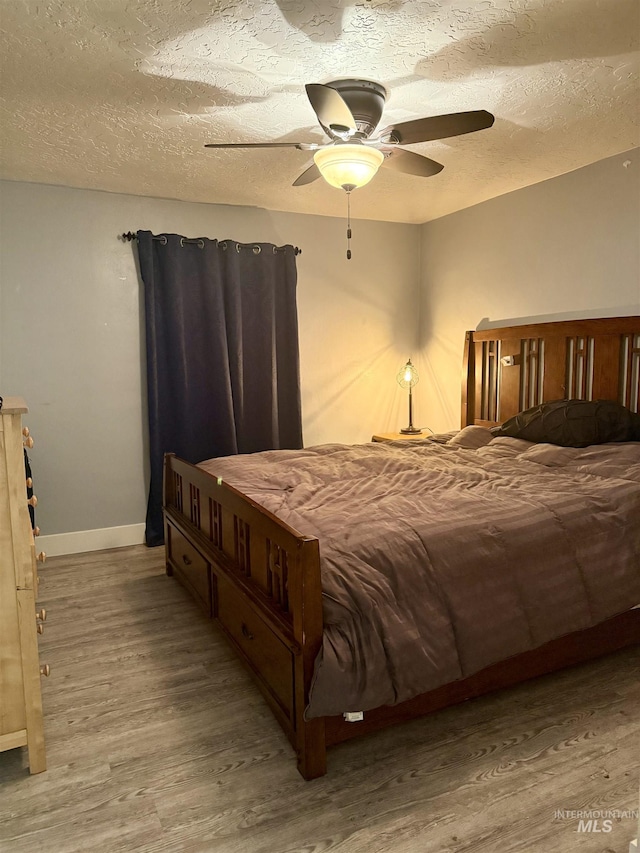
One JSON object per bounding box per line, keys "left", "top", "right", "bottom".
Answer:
{"left": 205, "top": 78, "right": 495, "bottom": 191}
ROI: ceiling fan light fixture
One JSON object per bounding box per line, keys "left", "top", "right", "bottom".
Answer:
{"left": 313, "top": 144, "right": 384, "bottom": 190}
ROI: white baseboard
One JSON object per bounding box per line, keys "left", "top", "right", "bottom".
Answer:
{"left": 36, "top": 523, "right": 146, "bottom": 557}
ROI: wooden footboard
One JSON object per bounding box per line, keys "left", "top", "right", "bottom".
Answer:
{"left": 163, "top": 453, "right": 327, "bottom": 779}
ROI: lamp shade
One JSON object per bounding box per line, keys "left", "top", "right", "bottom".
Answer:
{"left": 397, "top": 359, "right": 419, "bottom": 389}
{"left": 313, "top": 144, "right": 384, "bottom": 190}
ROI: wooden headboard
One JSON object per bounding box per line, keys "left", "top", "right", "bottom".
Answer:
{"left": 462, "top": 315, "right": 640, "bottom": 427}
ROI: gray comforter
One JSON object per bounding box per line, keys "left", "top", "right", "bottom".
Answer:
{"left": 199, "top": 433, "right": 640, "bottom": 718}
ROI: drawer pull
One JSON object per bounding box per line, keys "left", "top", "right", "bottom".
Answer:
{"left": 40, "top": 664, "right": 50, "bottom": 677}
{"left": 241, "top": 622, "right": 254, "bottom": 641}
{"left": 36, "top": 608, "right": 47, "bottom": 622}
{"left": 37, "top": 623, "right": 45, "bottom": 635}
{"left": 182, "top": 554, "right": 192, "bottom": 566}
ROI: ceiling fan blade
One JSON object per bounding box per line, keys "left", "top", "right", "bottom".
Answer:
{"left": 380, "top": 110, "right": 495, "bottom": 145}
{"left": 205, "top": 142, "right": 308, "bottom": 149}
{"left": 292, "top": 163, "right": 322, "bottom": 186}
{"left": 381, "top": 148, "right": 444, "bottom": 177}
{"left": 305, "top": 84, "right": 357, "bottom": 135}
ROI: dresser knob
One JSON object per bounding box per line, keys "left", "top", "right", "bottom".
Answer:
{"left": 37, "top": 622, "right": 45, "bottom": 635}
{"left": 28, "top": 495, "right": 38, "bottom": 507}
{"left": 36, "top": 608, "right": 47, "bottom": 622}
{"left": 22, "top": 426, "right": 30, "bottom": 437}
{"left": 40, "top": 664, "right": 50, "bottom": 677}
{"left": 26, "top": 477, "right": 33, "bottom": 488}
{"left": 37, "top": 551, "right": 47, "bottom": 563}
{"left": 33, "top": 526, "right": 40, "bottom": 536}
{"left": 23, "top": 435, "right": 34, "bottom": 449}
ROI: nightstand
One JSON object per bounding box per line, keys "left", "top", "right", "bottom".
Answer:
{"left": 371, "top": 432, "right": 428, "bottom": 442}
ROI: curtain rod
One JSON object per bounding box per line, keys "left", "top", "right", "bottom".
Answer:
{"left": 121, "top": 231, "right": 301, "bottom": 255}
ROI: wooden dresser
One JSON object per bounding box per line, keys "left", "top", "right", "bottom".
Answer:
{"left": 0, "top": 397, "right": 47, "bottom": 773}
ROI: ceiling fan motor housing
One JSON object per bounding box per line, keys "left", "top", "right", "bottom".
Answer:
{"left": 325, "top": 79, "right": 387, "bottom": 138}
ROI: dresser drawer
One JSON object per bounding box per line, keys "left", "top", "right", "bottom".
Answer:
{"left": 216, "top": 574, "right": 293, "bottom": 718}
{"left": 167, "top": 523, "right": 212, "bottom": 617}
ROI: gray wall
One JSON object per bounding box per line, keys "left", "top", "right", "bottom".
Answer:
{"left": 0, "top": 183, "right": 420, "bottom": 538}
{"left": 418, "top": 148, "right": 640, "bottom": 432}
{"left": 2, "top": 148, "right": 637, "bottom": 544}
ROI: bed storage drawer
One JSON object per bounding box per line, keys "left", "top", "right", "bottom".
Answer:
{"left": 215, "top": 573, "right": 294, "bottom": 719}
{"left": 167, "top": 522, "right": 212, "bottom": 617}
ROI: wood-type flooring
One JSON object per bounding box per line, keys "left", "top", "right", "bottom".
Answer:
{"left": 1, "top": 545, "right": 638, "bottom": 853}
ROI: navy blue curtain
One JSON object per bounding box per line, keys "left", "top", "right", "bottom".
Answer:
{"left": 137, "top": 232, "right": 303, "bottom": 546}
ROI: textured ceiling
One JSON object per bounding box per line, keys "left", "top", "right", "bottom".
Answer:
{"left": 0, "top": 0, "right": 638, "bottom": 223}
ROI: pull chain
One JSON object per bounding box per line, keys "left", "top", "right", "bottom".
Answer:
{"left": 346, "top": 190, "right": 352, "bottom": 260}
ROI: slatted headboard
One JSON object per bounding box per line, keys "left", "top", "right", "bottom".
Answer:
{"left": 462, "top": 316, "right": 640, "bottom": 427}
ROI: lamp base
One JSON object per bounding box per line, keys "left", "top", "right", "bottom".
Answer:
{"left": 400, "top": 427, "right": 423, "bottom": 435}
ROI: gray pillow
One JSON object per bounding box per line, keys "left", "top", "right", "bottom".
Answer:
{"left": 495, "top": 399, "right": 640, "bottom": 447}
{"left": 447, "top": 425, "right": 494, "bottom": 449}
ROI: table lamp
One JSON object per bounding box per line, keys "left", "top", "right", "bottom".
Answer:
{"left": 397, "top": 359, "right": 422, "bottom": 435}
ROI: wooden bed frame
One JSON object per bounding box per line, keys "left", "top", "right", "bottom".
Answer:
{"left": 163, "top": 315, "right": 640, "bottom": 779}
